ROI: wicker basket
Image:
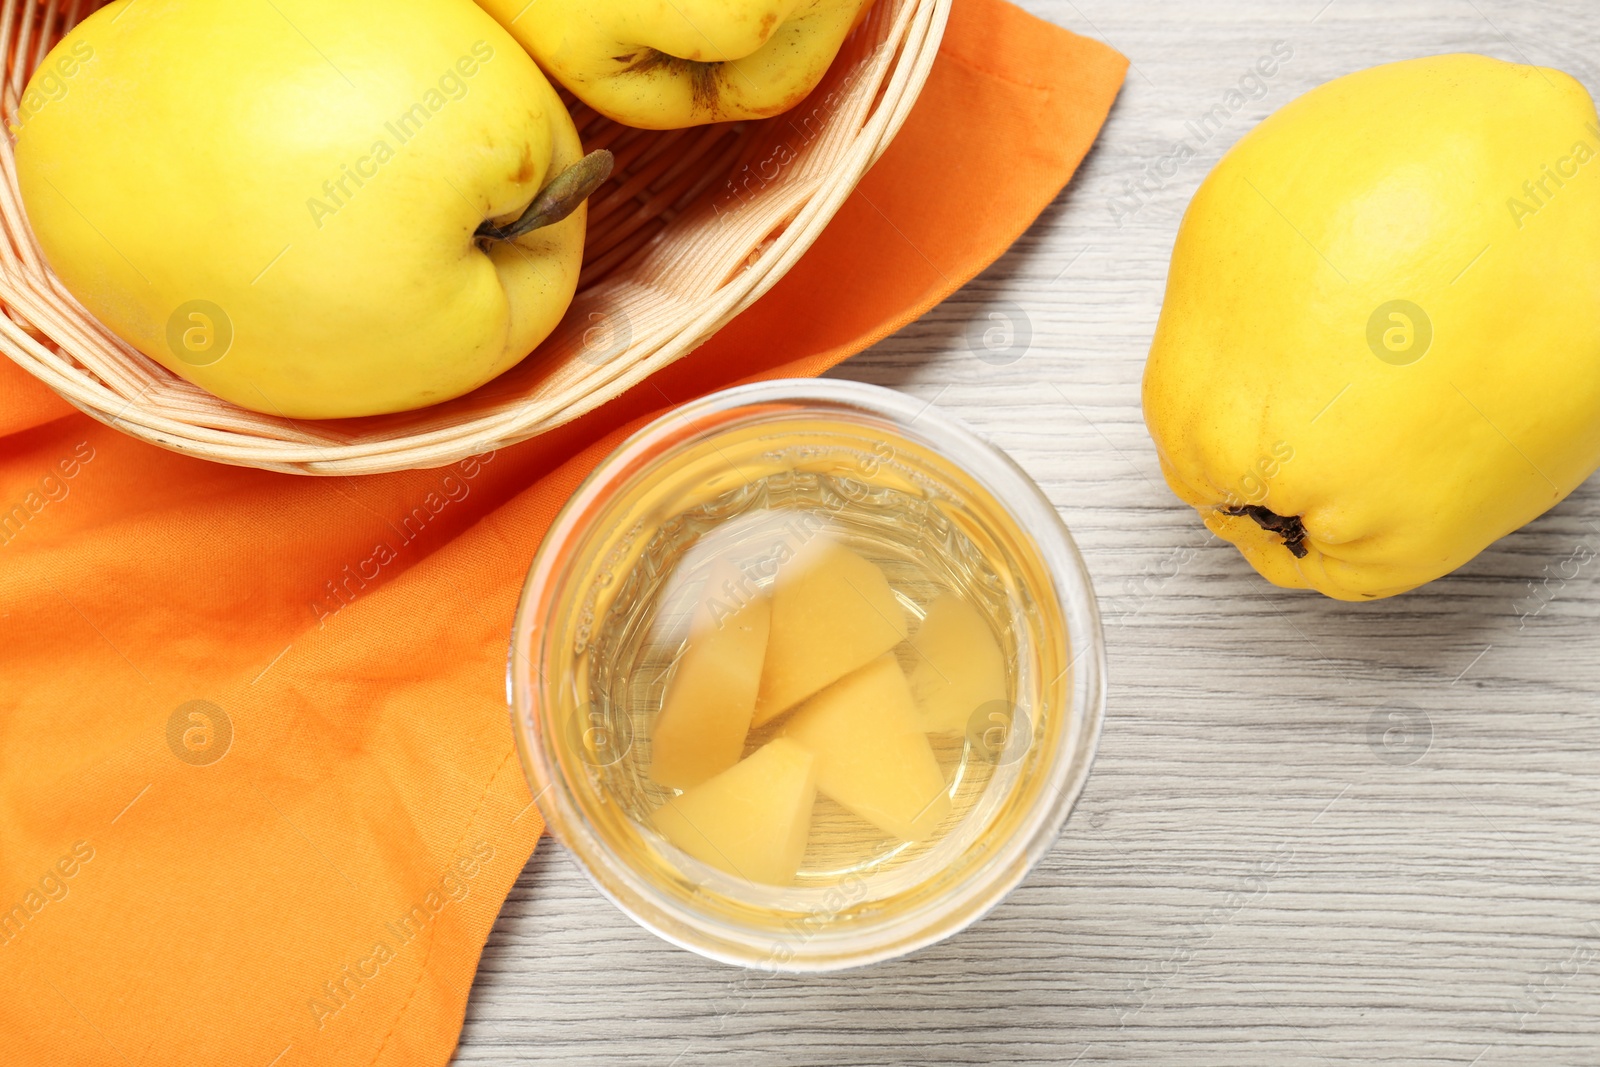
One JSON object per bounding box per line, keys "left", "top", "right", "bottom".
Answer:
{"left": 0, "top": 0, "right": 949, "bottom": 474}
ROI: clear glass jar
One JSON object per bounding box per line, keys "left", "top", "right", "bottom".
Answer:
{"left": 508, "top": 379, "right": 1104, "bottom": 971}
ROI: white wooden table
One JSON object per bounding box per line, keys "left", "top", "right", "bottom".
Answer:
{"left": 458, "top": 3, "right": 1600, "bottom": 1063}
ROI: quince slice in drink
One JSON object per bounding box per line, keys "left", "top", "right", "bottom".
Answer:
{"left": 650, "top": 560, "right": 771, "bottom": 790}
{"left": 908, "top": 594, "right": 1008, "bottom": 734}
{"left": 781, "top": 655, "right": 949, "bottom": 841}
{"left": 651, "top": 738, "right": 817, "bottom": 886}
{"left": 753, "top": 536, "right": 907, "bottom": 726}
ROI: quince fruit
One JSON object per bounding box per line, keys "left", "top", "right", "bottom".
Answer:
{"left": 15, "top": 0, "right": 610, "bottom": 418}
{"left": 649, "top": 559, "right": 771, "bottom": 791}
{"left": 476, "top": 0, "right": 874, "bottom": 129}
{"left": 1143, "top": 55, "right": 1600, "bottom": 600}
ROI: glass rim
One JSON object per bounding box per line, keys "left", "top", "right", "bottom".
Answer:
{"left": 508, "top": 378, "right": 1107, "bottom": 971}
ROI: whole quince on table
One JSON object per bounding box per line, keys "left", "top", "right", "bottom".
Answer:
{"left": 15, "top": 0, "right": 610, "bottom": 419}
{"left": 476, "top": 0, "right": 875, "bottom": 129}
{"left": 1143, "top": 54, "right": 1600, "bottom": 601}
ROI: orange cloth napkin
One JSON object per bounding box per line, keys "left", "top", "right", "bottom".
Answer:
{"left": 0, "top": 4, "right": 1123, "bottom": 1064}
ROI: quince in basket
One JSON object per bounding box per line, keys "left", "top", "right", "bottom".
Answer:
{"left": 476, "top": 0, "right": 875, "bottom": 130}
{"left": 14, "top": 0, "right": 610, "bottom": 419}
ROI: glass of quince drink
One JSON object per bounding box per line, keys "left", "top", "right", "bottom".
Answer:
{"left": 509, "top": 380, "right": 1104, "bottom": 970}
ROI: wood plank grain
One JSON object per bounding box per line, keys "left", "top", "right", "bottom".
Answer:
{"left": 458, "top": 2, "right": 1600, "bottom": 1064}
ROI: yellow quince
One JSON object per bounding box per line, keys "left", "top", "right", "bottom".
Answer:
{"left": 1143, "top": 55, "right": 1600, "bottom": 600}
{"left": 475, "top": 0, "right": 874, "bottom": 130}
{"left": 15, "top": 0, "right": 610, "bottom": 419}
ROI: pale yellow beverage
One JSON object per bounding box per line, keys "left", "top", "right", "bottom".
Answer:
{"left": 510, "top": 381, "right": 1103, "bottom": 969}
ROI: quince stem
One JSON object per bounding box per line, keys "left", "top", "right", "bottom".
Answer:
{"left": 476, "top": 149, "right": 614, "bottom": 243}
{"left": 1220, "top": 505, "right": 1309, "bottom": 559}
